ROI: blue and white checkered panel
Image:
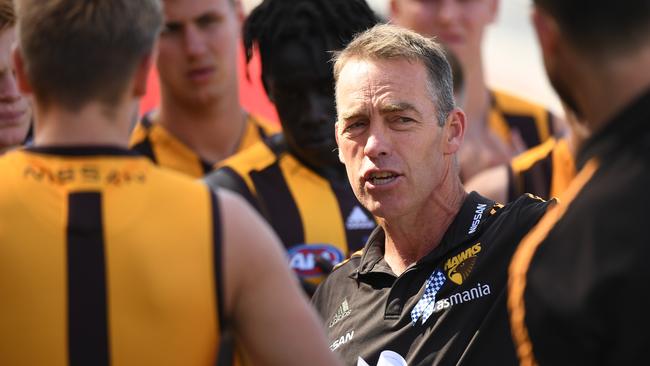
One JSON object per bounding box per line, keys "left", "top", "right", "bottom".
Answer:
{"left": 411, "top": 270, "right": 446, "bottom": 325}
{"left": 420, "top": 295, "right": 438, "bottom": 324}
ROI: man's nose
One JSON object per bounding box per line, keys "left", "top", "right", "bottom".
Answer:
{"left": 184, "top": 25, "right": 207, "bottom": 57}
{"left": 435, "top": 0, "right": 461, "bottom": 25}
{"left": 363, "top": 122, "right": 390, "bottom": 158}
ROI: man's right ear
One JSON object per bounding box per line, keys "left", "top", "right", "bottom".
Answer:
{"left": 13, "top": 47, "right": 32, "bottom": 95}
{"left": 335, "top": 122, "right": 344, "bottom": 163}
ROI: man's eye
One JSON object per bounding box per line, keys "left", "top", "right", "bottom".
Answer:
{"left": 343, "top": 121, "right": 366, "bottom": 133}
{"left": 197, "top": 14, "right": 220, "bottom": 29}
{"left": 394, "top": 116, "right": 414, "bottom": 124}
{"left": 162, "top": 23, "right": 182, "bottom": 35}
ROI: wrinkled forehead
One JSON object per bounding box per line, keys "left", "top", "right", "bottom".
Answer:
{"left": 335, "top": 57, "right": 432, "bottom": 108}
{"left": 336, "top": 56, "right": 427, "bottom": 89}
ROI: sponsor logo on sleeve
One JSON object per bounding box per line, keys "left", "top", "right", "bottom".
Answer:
{"left": 468, "top": 203, "right": 487, "bottom": 234}
{"left": 287, "top": 244, "right": 344, "bottom": 278}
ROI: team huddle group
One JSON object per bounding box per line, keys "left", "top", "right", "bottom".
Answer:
{"left": 1, "top": 0, "right": 648, "bottom": 365}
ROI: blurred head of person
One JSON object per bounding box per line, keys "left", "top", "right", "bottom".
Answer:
{"left": 333, "top": 24, "right": 465, "bottom": 219}
{"left": 13, "top": 0, "right": 162, "bottom": 128}
{"left": 531, "top": 0, "right": 650, "bottom": 125}
{"left": 0, "top": 0, "right": 30, "bottom": 153}
{"left": 157, "top": 0, "right": 244, "bottom": 108}
{"left": 445, "top": 47, "right": 465, "bottom": 106}
{"left": 244, "top": 0, "right": 378, "bottom": 174}
{"left": 390, "top": 0, "right": 498, "bottom": 67}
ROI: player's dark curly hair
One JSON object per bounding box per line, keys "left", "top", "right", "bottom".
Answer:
{"left": 243, "top": 0, "right": 379, "bottom": 79}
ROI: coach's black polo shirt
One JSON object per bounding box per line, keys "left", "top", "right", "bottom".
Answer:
{"left": 510, "top": 88, "right": 650, "bottom": 365}
{"left": 313, "top": 192, "right": 552, "bottom": 365}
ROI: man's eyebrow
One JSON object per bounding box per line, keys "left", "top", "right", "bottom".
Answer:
{"left": 380, "top": 102, "right": 418, "bottom": 114}
{"left": 340, "top": 102, "right": 422, "bottom": 121}
{"left": 340, "top": 108, "right": 367, "bottom": 121}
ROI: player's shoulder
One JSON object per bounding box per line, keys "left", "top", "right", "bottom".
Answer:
{"left": 128, "top": 114, "right": 155, "bottom": 146}
{"left": 333, "top": 249, "right": 364, "bottom": 274}
{"left": 217, "top": 140, "right": 278, "bottom": 173}
{"left": 147, "top": 160, "right": 211, "bottom": 196}
{"left": 497, "top": 193, "right": 555, "bottom": 227}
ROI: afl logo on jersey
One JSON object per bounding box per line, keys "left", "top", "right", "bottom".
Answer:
{"left": 287, "top": 244, "right": 344, "bottom": 278}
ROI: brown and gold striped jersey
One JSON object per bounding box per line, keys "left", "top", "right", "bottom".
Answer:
{"left": 0, "top": 146, "right": 229, "bottom": 366}
{"left": 507, "top": 137, "right": 576, "bottom": 201}
{"left": 205, "top": 139, "right": 375, "bottom": 289}
{"left": 489, "top": 89, "right": 556, "bottom": 150}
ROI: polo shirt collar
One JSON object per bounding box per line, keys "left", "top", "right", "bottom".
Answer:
{"left": 354, "top": 192, "right": 496, "bottom": 277}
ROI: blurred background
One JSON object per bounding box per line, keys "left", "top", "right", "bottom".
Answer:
{"left": 242, "top": 0, "right": 563, "bottom": 116}
{"left": 141, "top": 0, "right": 563, "bottom": 122}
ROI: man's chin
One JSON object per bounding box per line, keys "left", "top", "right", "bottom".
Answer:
{"left": 360, "top": 195, "right": 398, "bottom": 221}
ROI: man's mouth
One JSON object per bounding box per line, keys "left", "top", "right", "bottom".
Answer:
{"left": 438, "top": 32, "right": 463, "bottom": 45}
{"left": 0, "top": 108, "right": 27, "bottom": 126}
{"left": 366, "top": 171, "right": 399, "bottom": 185}
{"left": 187, "top": 66, "right": 215, "bottom": 83}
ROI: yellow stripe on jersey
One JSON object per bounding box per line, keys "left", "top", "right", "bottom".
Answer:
{"left": 508, "top": 138, "right": 576, "bottom": 201}
{"left": 508, "top": 158, "right": 599, "bottom": 366}
{"left": 280, "top": 154, "right": 347, "bottom": 256}
{"left": 511, "top": 138, "right": 557, "bottom": 174}
{"left": 549, "top": 139, "right": 576, "bottom": 199}
{"left": 215, "top": 141, "right": 279, "bottom": 197}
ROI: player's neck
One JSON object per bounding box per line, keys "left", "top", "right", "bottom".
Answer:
{"left": 32, "top": 101, "right": 133, "bottom": 148}
{"left": 381, "top": 179, "right": 467, "bottom": 276}
{"left": 157, "top": 92, "right": 248, "bottom": 163}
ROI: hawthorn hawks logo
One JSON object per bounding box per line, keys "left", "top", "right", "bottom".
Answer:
{"left": 443, "top": 243, "right": 482, "bottom": 285}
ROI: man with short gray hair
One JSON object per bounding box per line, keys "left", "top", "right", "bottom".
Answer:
{"left": 312, "top": 24, "right": 552, "bottom": 365}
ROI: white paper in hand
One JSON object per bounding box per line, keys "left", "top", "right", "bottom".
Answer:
{"left": 377, "top": 350, "right": 407, "bottom": 366}
{"left": 357, "top": 351, "right": 408, "bottom": 366}
{"left": 357, "top": 357, "right": 370, "bottom": 366}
